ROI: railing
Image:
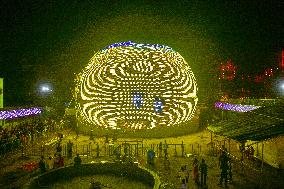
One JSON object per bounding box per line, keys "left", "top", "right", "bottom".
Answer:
{"left": 21, "top": 139, "right": 205, "bottom": 163}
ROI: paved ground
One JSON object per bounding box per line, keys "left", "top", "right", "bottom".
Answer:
{"left": 0, "top": 128, "right": 282, "bottom": 189}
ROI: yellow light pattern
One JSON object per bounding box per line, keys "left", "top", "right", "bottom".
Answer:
{"left": 75, "top": 44, "right": 198, "bottom": 129}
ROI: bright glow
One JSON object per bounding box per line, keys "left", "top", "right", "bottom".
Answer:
{"left": 0, "top": 107, "right": 42, "bottom": 120}
{"left": 75, "top": 42, "right": 198, "bottom": 129}
{"left": 281, "top": 83, "right": 284, "bottom": 90}
{"left": 41, "top": 86, "right": 51, "bottom": 92}
{"left": 39, "top": 83, "right": 53, "bottom": 94}
{"left": 215, "top": 102, "right": 261, "bottom": 112}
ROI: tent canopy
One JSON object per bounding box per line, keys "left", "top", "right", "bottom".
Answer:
{"left": 208, "top": 101, "right": 284, "bottom": 142}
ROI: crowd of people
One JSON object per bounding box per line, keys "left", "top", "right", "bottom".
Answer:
{"left": 38, "top": 137, "right": 83, "bottom": 174}
{"left": 38, "top": 153, "right": 66, "bottom": 173}
{"left": 0, "top": 117, "right": 58, "bottom": 157}
{"left": 178, "top": 158, "right": 208, "bottom": 189}
{"left": 0, "top": 120, "right": 238, "bottom": 189}
{"left": 177, "top": 146, "right": 233, "bottom": 189}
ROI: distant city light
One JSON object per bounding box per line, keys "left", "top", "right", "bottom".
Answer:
{"left": 75, "top": 42, "right": 198, "bottom": 129}
{"left": 215, "top": 102, "right": 261, "bottom": 112}
{"left": 0, "top": 107, "right": 42, "bottom": 120}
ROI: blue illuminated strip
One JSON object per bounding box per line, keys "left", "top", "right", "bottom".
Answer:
{"left": 105, "top": 41, "right": 175, "bottom": 52}
{"left": 215, "top": 102, "right": 261, "bottom": 112}
{"left": 0, "top": 107, "right": 42, "bottom": 120}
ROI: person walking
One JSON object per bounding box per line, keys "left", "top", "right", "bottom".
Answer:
{"left": 199, "top": 159, "right": 208, "bottom": 187}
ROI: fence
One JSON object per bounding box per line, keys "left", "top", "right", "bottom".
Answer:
{"left": 14, "top": 135, "right": 284, "bottom": 188}
{"left": 23, "top": 140, "right": 204, "bottom": 160}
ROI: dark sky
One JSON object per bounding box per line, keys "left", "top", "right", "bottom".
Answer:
{"left": 0, "top": 0, "right": 283, "bottom": 107}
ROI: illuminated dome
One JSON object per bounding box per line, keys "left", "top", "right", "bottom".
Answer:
{"left": 75, "top": 41, "right": 198, "bottom": 129}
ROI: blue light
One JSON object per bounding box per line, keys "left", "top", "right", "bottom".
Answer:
{"left": 0, "top": 107, "right": 42, "bottom": 120}
{"left": 215, "top": 102, "right": 261, "bottom": 112}
{"left": 154, "top": 97, "right": 163, "bottom": 113}
{"left": 132, "top": 92, "right": 143, "bottom": 109}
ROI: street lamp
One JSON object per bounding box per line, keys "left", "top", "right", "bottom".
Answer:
{"left": 280, "top": 83, "right": 284, "bottom": 90}
{"left": 273, "top": 77, "right": 284, "bottom": 97}
{"left": 38, "top": 83, "right": 53, "bottom": 97}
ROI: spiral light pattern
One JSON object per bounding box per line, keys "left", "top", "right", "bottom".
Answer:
{"left": 75, "top": 42, "right": 198, "bottom": 129}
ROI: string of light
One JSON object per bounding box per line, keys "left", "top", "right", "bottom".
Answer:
{"left": 0, "top": 107, "right": 42, "bottom": 120}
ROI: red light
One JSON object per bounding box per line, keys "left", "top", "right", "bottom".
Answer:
{"left": 219, "top": 59, "right": 237, "bottom": 80}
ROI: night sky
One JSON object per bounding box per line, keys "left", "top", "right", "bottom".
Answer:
{"left": 0, "top": 0, "right": 283, "bottom": 107}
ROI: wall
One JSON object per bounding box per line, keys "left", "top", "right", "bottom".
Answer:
{"left": 248, "top": 136, "right": 284, "bottom": 169}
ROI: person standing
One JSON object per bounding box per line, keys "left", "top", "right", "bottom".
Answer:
{"left": 46, "top": 156, "right": 54, "bottom": 170}
{"left": 67, "top": 140, "right": 73, "bottom": 159}
{"left": 58, "top": 154, "right": 64, "bottom": 167}
{"left": 105, "top": 134, "right": 109, "bottom": 144}
{"left": 199, "top": 159, "right": 208, "bottom": 187}
{"left": 74, "top": 154, "right": 82, "bottom": 167}
{"left": 180, "top": 178, "right": 188, "bottom": 189}
{"left": 164, "top": 140, "right": 168, "bottom": 159}
{"left": 39, "top": 155, "right": 47, "bottom": 173}
{"left": 89, "top": 129, "right": 94, "bottom": 141}
{"left": 158, "top": 142, "right": 163, "bottom": 158}
{"left": 192, "top": 157, "right": 199, "bottom": 184}
{"left": 228, "top": 156, "right": 233, "bottom": 183}
{"left": 147, "top": 149, "right": 155, "bottom": 165}
{"left": 183, "top": 165, "right": 190, "bottom": 183}
{"left": 219, "top": 149, "right": 229, "bottom": 187}
{"left": 96, "top": 143, "right": 100, "bottom": 158}
{"left": 56, "top": 142, "right": 62, "bottom": 156}
{"left": 178, "top": 166, "right": 187, "bottom": 183}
